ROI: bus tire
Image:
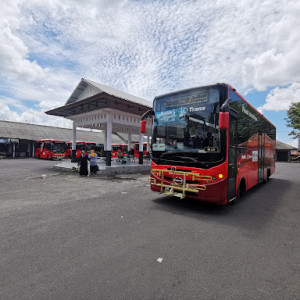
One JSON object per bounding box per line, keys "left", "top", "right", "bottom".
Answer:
{"left": 231, "top": 179, "right": 246, "bottom": 205}
{"left": 263, "top": 169, "right": 270, "bottom": 184}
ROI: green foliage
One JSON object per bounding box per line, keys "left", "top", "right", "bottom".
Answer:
{"left": 286, "top": 102, "right": 300, "bottom": 139}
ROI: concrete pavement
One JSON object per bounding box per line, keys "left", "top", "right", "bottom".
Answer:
{"left": 0, "top": 160, "right": 299, "bottom": 299}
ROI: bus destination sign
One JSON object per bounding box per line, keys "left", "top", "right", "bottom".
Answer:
{"left": 164, "top": 92, "right": 208, "bottom": 108}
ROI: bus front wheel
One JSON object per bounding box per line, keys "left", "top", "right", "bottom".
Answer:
{"left": 230, "top": 179, "right": 246, "bottom": 205}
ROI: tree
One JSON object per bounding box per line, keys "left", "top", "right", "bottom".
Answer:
{"left": 286, "top": 102, "right": 300, "bottom": 139}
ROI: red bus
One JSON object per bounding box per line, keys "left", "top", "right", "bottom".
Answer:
{"left": 142, "top": 83, "right": 276, "bottom": 205}
{"left": 35, "top": 139, "right": 66, "bottom": 160}
{"left": 95, "top": 144, "right": 105, "bottom": 157}
{"left": 65, "top": 141, "right": 97, "bottom": 158}
{"left": 134, "top": 143, "right": 148, "bottom": 158}
{"left": 111, "top": 144, "right": 128, "bottom": 158}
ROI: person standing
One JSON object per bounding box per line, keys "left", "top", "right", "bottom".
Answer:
{"left": 89, "top": 149, "right": 98, "bottom": 175}
{"left": 117, "top": 148, "right": 124, "bottom": 160}
{"left": 78, "top": 150, "right": 89, "bottom": 176}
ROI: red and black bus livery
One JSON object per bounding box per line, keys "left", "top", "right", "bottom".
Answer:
{"left": 35, "top": 139, "right": 66, "bottom": 160}
{"left": 111, "top": 144, "right": 128, "bottom": 158}
{"left": 143, "top": 83, "right": 276, "bottom": 205}
{"left": 65, "top": 141, "right": 96, "bottom": 158}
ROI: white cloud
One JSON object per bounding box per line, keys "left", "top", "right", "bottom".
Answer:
{"left": 0, "top": 103, "right": 72, "bottom": 128}
{"left": 0, "top": 0, "right": 300, "bottom": 125}
{"left": 242, "top": 1, "right": 300, "bottom": 91}
{"left": 0, "top": 95, "right": 72, "bottom": 127}
{"left": 258, "top": 83, "right": 300, "bottom": 112}
{"left": 0, "top": 1, "right": 46, "bottom": 81}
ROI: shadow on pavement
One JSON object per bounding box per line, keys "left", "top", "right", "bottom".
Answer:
{"left": 152, "top": 177, "right": 291, "bottom": 232}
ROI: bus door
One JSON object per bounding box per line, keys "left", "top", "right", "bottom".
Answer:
{"left": 258, "top": 132, "right": 264, "bottom": 182}
{"left": 227, "top": 117, "right": 237, "bottom": 201}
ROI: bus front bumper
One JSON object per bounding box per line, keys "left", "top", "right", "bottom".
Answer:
{"left": 150, "top": 172, "right": 228, "bottom": 205}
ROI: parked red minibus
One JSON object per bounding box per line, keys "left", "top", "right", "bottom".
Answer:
{"left": 111, "top": 144, "right": 128, "bottom": 158}
{"left": 65, "top": 141, "right": 96, "bottom": 158}
{"left": 35, "top": 139, "right": 66, "bottom": 160}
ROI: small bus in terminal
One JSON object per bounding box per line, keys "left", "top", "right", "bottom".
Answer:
{"left": 65, "top": 141, "right": 97, "bottom": 158}
{"left": 111, "top": 144, "right": 128, "bottom": 158}
{"left": 35, "top": 139, "right": 66, "bottom": 160}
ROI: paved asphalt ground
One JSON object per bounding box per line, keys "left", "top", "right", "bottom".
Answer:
{"left": 0, "top": 159, "right": 299, "bottom": 300}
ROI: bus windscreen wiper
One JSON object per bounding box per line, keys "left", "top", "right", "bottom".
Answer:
{"left": 170, "top": 156, "right": 198, "bottom": 163}
{"left": 156, "top": 152, "right": 172, "bottom": 163}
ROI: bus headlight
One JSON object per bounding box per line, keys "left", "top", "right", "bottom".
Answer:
{"left": 218, "top": 174, "right": 223, "bottom": 179}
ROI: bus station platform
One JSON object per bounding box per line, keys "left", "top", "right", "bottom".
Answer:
{"left": 53, "top": 157, "right": 151, "bottom": 176}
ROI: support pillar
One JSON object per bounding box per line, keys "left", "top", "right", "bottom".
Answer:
{"left": 104, "top": 130, "right": 107, "bottom": 157}
{"left": 106, "top": 114, "right": 112, "bottom": 166}
{"left": 32, "top": 143, "right": 35, "bottom": 158}
{"left": 128, "top": 133, "right": 132, "bottom": 154}
{"left": 13, "top": 143, "right": 16, "bottom": 158}
{"left": 147, "top": 135, "right": 150, "bottom": 153}
{"left": 27, "top": 143, "right": 30, "bottom": 157}
{"left": 139, "top": 134, "right": 143, "bottom": 165}
{"left": 71, "top": 121, "right": 77, "bottom": 162}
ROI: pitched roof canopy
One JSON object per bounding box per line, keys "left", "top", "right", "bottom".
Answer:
{"left": 46, "top": 78, "right": 152, "bottom": 118}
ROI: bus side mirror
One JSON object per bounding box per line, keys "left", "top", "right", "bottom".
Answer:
{"left": 140, "top": 120, "right": 146, "bottom": 133}
{"left": 219, "top": 112, "right": 229, "bottom": 130}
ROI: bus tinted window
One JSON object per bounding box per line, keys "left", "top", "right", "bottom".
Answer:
{"left": 153, "top": 87, "right": 222, "bottom": 154}
{"left": 44, "top": 142, "right": 51, "bottom": 150}
{"left": 86, "top": 143, "right": 96, "bottom": 152}
{"left": 77, "top": 143, "right": 85, "bottom": 150}
{"left": 52, "top": 142, "right": 66, "bottom": 153}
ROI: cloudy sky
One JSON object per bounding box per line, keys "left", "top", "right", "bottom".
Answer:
{"left": 0, "top": 0, "right": 299, "bottom": 146}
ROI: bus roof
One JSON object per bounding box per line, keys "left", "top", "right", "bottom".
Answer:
{"left": 67, "top": 141, "right": 96, "bottom": 144}
{"left": 154, "top": 83, "right": 276, "bottom": 129}
{"left": 153, "top": 83, "right": 227, "bottom": 101}
{"left": 36, "top": 139, "right": 65, "bottom": 142}
{"left": 228, "top": 84, "right": 276, "bottom": 129}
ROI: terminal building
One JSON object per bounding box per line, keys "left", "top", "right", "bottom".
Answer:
{"left": 0, "top": 120, "right": 139, "bottom": 158}
{"left": 276, "top": 140, "right": 298, "bottom": 162}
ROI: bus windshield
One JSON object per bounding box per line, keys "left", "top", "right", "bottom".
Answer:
{"left": 152, "top": 87, "right": 226, "bottom": 167}
{"left": 86, "top": 143, "right": 96, "bottom": 152}
{"left": 77, "top": 143, "right": 85, "bottom": 150}
{"left": 52, "top": 141, "right": 65, "bottom": 153}
{"left": 112, "top": 145, "right": 121, "bottom": 151}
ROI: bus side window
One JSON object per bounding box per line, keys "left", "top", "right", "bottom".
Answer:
{"left": 229, "top": 118, "right": 237, "bottom": 148}
{"left": 44, "top": 142, "right": 51, "bottom": 150}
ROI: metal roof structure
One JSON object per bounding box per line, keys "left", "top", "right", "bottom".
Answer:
{"left": 0, "top": 120, "right": 139, "bottom": 144}
{"left": 46, "top": 78, "right": 152, "bottom": 118}
{"left": 276, "top": 140, "right": 297, "bottom": 150}
{"left": 66, "top": 78, "right": 152, "bottom": 107}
